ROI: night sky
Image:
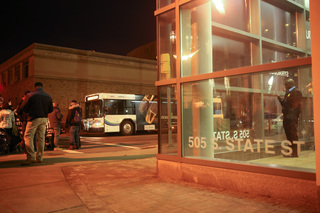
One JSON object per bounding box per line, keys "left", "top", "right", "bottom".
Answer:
{"left": 0, "top": 1, "right": 156, "bottom": 64}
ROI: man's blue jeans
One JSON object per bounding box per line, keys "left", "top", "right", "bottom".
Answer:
{"left": 69, "top": 126, "right": 80, "bottom": 148}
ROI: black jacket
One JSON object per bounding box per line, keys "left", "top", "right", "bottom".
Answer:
{"left": 66, "top": 104, "right": 82, "bottom": 127}
{"left": 278, "top": 87, "right": 302, "bottom": 120}
{"left": 17, "top": 87, "right": 53, "bottom": 121}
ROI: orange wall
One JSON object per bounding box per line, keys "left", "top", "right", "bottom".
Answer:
{"left": 310, "top": 0, "right": 320, "bottom": 185}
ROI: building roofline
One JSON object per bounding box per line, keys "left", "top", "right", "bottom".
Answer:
{"left": 33, "top": 43, "right": 156, "bottom": 64}
{"left": 1, "top": 42, "right": 156, "bottom": 70}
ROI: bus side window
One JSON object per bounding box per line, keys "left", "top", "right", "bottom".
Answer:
{"left": 105, "top": 100, "right": 116, "bottom": 115}
{"left": 125, "top": 100, "right": 134, "bottom": 114}
{"left": 117, "top": 100, "right": 124, "bottom": 114}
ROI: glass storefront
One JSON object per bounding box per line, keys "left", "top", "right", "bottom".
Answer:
{"left": 211, "top": 0, "right": 250, "bottom": 32}
{"left": 181, "top": 66, "right": 314, "bottom": 171}
{"left": 159, "top": 9, "right": 176, "bottom": 80}
{"left": 262, "top": 45, "right": 301, "bottom": 64}
{"left": 157, "top": 0, "right": 312, "bottom": 174}
{"left": 158, "top": 0, "right": 175, "bottom": 9}
{"left": 261, "top": 1, "right": 297, "bottom": 47}
{"left": 159, "top": 85, "right": 178, "bottom": 154}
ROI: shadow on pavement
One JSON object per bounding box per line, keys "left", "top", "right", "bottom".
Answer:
{"left": 0, "top": 154, "right": 156, "bottom": 168}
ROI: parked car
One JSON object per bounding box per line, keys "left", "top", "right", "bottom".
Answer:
{"left": 271, "top": 114, "right": 283, "bottom": 134}
{"left": 264, "top": 113, "right": 278, "bottom": 132}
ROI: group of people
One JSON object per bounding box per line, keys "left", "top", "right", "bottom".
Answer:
{"left": 0, "top": 82, "right": 82, "bottom": 165}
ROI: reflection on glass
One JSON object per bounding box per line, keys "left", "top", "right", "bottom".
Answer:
{"left": 306, "top": 12, "right": 311, "bottom": 53}
{"left": 305, "top": 0, "right": 310, "bottom": 9}
{"left": 159, "top": 0, "right": 175, "bottom": 9}
{"left": 292, "top": 0, "right": 307, "bottom": 6}
{"left": 261, "top": 1, "right": 297, "bottom": 47}
{"left": 212, "top": 35, "right": 252, "bottom": 71}
{"left": 159, "top": 10, "right": 176, "bottom": 80}
{"left": 211, "top": 0, "right": 249, "bottom": 32}
{"left": 159, "top": 85, "right": 178, "bottom": 154}
{"left": 181, "top": 66, "right": 314, "bottom": 172}
{"left": 180, "top": 2, "right": 213, "bottom": 77}
{"left": 262, "top": 46, "right": 300, "bottom": 64}
{"left": 180, "top": 1, "right": 253, "bottom": 77}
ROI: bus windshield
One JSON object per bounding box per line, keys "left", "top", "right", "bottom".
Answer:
{"left": 85, "top": 100, "right": 102, "bottom": 118}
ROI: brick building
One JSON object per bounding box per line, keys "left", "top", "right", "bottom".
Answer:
{"left": 0, "top": 43, "right": 157, "bottom": 123}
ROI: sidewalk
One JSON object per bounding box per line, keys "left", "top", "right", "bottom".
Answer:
{"left": 0, "top": 138, "right": 316, "bottom": 212}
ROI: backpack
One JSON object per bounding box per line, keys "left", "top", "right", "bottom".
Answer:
{"left": 74, "top": 109, "right": 82, "bottom": 122}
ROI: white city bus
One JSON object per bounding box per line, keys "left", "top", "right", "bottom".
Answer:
{"left": 83, "top": 93, "right": 157, "bottom": 135}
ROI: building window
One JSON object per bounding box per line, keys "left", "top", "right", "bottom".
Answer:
{"left": 159, "top": 9, "right": 176, "bottom": 80}
{"left": 181, "top": 65, "right": 314, "bottom": 172}
{"left": 22, "top": 60, "right": 29, "bottom": 80}
{"left": 212, "top": 34, "right": 253, "bottom": 71}
{"left": 158, "top": 0, "right": 175, "bottom": 9}
{"left": 306, "top": 11, "right": 311, "bottom": 53}
{"left": 7, "top": 68, "right": 13, "bottom": 85}
{"left": 180, "top": 1, "right": 215, "bottom": 77}
{"left": 14, "top": 63, "right": 21, "bottom": 83}
{"left": 1, "top": 72, "right": 6, "bottom": 87}
{"left": 211, "top": 0, "right": 250, "bottom": 32}
{"left": 262, "top": 45, "right": 301, "bottom": 64}
{"left": 156, "top": 0, "right": 312, "bottom": 174}
{"left": 261, "top": 1, "right": 297, "bottom": 47}
{"left": 159, "top": 85, "right": 177, "bottom": 154}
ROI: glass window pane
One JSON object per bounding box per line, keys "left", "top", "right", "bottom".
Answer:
{"left": 8, "top": 68, "right": 13, "bottom": 85}
{"left": 181, "top": 66, "right": 314, "bottom": 172}
{"left": 14, "top": 64, "right": 20, "bottom": 83}
{"left": 159, "top": 85, "right": 177, "bottom": 154}
{"left": 292, "top": 0, "right": 306, "bottom": 6}
{"left": 212, "top": 34, "right": 253, "bottom": 71}
{"left": 306, "top": 12, "right": 311, "bottom": 53}
{"left": 305, "top": 0, "right": 310, "bottom": 9}
{"left": 22, "top": 60, "right": 29, "bottom": 80}
{"left": 261, "top": 1, "right": 297, "bottom": 47}
{"left": 262, "top": 45, "right": 302, "bottom": 64}
{"left": 159, "top": 10, "right": 176, "bottom": 80}
{"left": 1, "top": 72, "right": 6, "bottom": 86}
{"left": 212, "top": 0, "right": 250, "bottom": 32}
{"left": 86, "top": 100, "right": 102, "bottom": 118}
{"left": 180, "top": 1, "right": 256, "bottom": 77}
{"left": 158, "top": 0, "right": 175, "bottom": 9}
{"left": 180, "top": 2, "right": 213, "bottom": 77}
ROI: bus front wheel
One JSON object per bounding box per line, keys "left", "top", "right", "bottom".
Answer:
{"left": 120, "top": 120, "right": 134, "bottom": 136}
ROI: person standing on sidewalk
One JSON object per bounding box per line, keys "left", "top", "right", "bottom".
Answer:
{"left": 66, "top": 100, "right": 82, "bottom": 150}
{"left": 277, "top": 78, "right": 302, "bottom": 157}
{"left": 48, "top": 103, "right": 63, "bottom": 150}
{"left": 18, "top": 82, "right": 53, "bottom": 165}
{"left": 0, "top": 102, "right": 16, "bottom": 152}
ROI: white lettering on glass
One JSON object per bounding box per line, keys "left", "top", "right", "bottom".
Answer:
{"left": 188, "top": 135, "right": 305, "bottom": 157}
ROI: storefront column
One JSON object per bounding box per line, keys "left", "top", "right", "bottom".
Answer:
{"left": 310, "top": 0, "right": 320, "bottom": 210}
{"left": 180, "top": 2, "right": 214, "bottom": 157}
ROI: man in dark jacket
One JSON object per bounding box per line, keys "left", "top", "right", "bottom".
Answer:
{"left": 277, "top": 79, "right": 302, "bottom": 157}
{"left": 48, "top": 103, "right": 63, "bottom": 150}
{"left": 66, "top": 100, "right": 82, "bottom": 150}
{"left": 18, "top": 82, "right": 53, "bottom": 165}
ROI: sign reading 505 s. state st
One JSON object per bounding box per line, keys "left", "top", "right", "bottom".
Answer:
{"left": 187, "top": 130, "right": 305, "bottom": 157}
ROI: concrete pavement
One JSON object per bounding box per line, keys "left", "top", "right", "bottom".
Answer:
{"left": 0, "top": 135, "right": 316, "bottom": 213}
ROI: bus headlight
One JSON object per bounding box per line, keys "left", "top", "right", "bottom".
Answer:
{"left": 92, "top": 120, "right": 104, "bottom": 128}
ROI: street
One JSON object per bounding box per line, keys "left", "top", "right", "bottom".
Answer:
{"left": 0, "top": 132, "right": 158, "bottom": 168}
{"left": 76, "top": 132, "right": 158, "bottom": 154}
